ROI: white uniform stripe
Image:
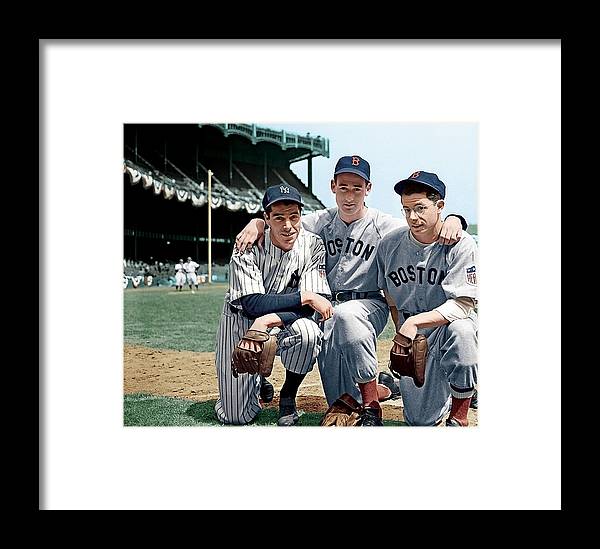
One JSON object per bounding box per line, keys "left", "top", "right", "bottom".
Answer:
{"left": 277, "top": 318, "right": 322, "bottom": 375}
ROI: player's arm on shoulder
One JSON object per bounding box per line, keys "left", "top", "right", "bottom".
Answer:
{"left": 447, "top": 230, "right": 478, "bottom": 262}
{"left": 235, "top": 217, "right": 266, "bottom": 254}
{"left": 378, "top": 210, "right": 408, "bottom": 233}
{"left": 301, "top": 208, "right": 333, "bottom": 234}
{"left": 437, "top": 214, "right": 468, "bottom": 245}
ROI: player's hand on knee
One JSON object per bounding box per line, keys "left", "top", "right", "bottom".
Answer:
{"left": 250, "top": 313, "right": 283, "bottom": 332}
{"left": 398, "top": 320, "right": 418, "bottom": 341}
{"left": 302, "top": 291, "right": 333, "bottom": 321}
{"left": 317, "top": 303, "right": 334, "bottom": 321}
{"left": 437, "top": 216, "right": 463, "bottom": 245}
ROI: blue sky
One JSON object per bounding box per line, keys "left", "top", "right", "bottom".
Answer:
{"left": 271, "top": 123, "right": 478, "bottom": 226}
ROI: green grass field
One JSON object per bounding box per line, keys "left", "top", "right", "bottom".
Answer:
{"left": 124, "top": 284, "right": 401, "bottom": 426}
{"left": 124, "top": 393, "right": 405, "bottom": 427}
{"left": 124, "top": 283, "right": 397, "bottom": 352}
{"left": 124, "top": 284, "right": 228, "bottom": 352}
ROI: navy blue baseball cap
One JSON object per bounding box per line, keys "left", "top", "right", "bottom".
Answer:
{"left": 394, "top": 171, "right": 446, "bottom": 199}
{"left": 262, "top": 184, "right": 304, "bottom": 211}
{"left": 334, "top": 155, "right": 370, "bottom": 183}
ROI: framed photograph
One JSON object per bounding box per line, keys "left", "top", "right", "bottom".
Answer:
{"left": 42, "top": 40, "right": 561, "bottom": 510}
{"left": 122, "top": 122, "right": 479, "bottom": 430}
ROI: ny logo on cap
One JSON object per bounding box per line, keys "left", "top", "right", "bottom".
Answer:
{"left": 352, "top": 156, "right": 361, "bottom": 166}
{"left": 280, "top": 186, "right": 290, "bottom": 194}
{"left": 410, "top": 171, "right": 421, "bottom": 179}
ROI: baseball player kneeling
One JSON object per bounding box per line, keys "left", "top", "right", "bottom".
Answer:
{"left": 377, "top": 171, "right": 478, "bottom": 426}
{"left": 214, "top": 185, "right": 333, "bottom": 426}
{"left": 235, "top": 155, "right": 468, "bottom": 426}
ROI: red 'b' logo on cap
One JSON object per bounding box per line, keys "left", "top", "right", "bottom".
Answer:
{"left": 410, "top": 171, "right": 420, "bottom": 179}
{"left": 352, "top": 156, "right": 360, "bottom": 166}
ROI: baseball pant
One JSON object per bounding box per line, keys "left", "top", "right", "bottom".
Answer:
{"left": 215, "top": 307, "right": 323, "bottom": 425}
{"left": 318, "top": 298, "right": 390, "bottom": 406}
{"left": 399, "top": 313, "right": 478, "bottom": 426}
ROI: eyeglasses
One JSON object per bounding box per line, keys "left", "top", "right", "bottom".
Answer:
{"left": 401, "top": 203, "right": 435, "bottom": 217}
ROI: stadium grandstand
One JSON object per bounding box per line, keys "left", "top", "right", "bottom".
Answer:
{"left": 123, "top": 123, "right": 329, "bottom": 286}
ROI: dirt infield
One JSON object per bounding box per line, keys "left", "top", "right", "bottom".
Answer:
{"left": 124, "top": 338, "right": 478, "bottom": 426}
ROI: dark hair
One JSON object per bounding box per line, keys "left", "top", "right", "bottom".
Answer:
{"left": 264, "top": 200, "right": 303, "bottom": 216}
{"left": 333, "top": 174, "right": 368, "bottom": 186}
{"left": 401, "top": 181, "right": 441, "bottom": 202}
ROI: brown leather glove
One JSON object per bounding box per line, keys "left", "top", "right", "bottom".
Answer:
{"left": 389, "top": 332, "right": 428, "bottom": 388}
{"left": 231, "top": 329, "right": 277, "bottom": 378}
{"left": 319, "top": 393, "right": 363, "bottom": 426}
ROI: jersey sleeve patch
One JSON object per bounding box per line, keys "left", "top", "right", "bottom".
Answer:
{"left": 466, "top": 265, "right": 477, "bottom": 286}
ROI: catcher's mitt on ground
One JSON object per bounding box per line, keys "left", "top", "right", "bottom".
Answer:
{"left": 320, "top": 393, "right": 363, "bottom": 426}
{"left": 231, "top": 329, "right": 277, "bottom": 378}
{"left": 389, "top": 332, "right": 428, "bottom": 388}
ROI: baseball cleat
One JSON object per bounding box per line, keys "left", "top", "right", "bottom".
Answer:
{"left": 377, "top": 371, "right": 402, "bottom": 402}
{"left": 445, "top": 417, "right": 466, "bottom": 427}
{"left": 277, "top": 397, "right": 299, "bottom": 426}
{"left": 357, "top": 402, "right": 384, "bottom": 426}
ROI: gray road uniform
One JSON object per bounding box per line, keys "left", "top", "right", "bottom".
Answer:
{"left": 377, "top": 227, "right": 478, "bottom": 426}
{"left": 302, "top": 207, "right": 406, "bottom": 406}
{"left": 215, "top": 227, "right": 331, "bottom": 425}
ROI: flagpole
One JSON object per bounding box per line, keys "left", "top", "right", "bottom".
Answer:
{"left": 208, "top": 169, "right": 212, "bottom": 284}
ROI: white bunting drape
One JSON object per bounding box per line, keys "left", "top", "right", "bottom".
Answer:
{"left": 126, "top": 167, "right": 141, "bottom": 184}
{"left": 142, "top": 174, "right": 153, "bottom": 188}
{"left": 162, "top": 185, "right": 175, "bottom": 200}
{"left": 123, "top": 162, "right": 318, "bottom": 213}
{"left": 244, "top": 202, "right": 261, "bottom": 214}
{"left": 176, "top": 189, "right": 189, "bottom": 202}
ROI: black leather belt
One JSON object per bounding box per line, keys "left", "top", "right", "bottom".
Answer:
{"left": 333, "top": 291, "right": 384, "bottom": 303}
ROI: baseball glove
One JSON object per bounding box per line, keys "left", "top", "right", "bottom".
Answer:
{"left": 319, "top": 393, "right": 363, "bottom": 426}
{"left": 231, "top": 329, "right": 277, "bottom": 378}
{"left": 389, "top": 332, "right": 428, "bottom": 388}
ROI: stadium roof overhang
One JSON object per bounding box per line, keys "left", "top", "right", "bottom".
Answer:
{"left": 200, "top": 123, "right": 330, "bottom": 163}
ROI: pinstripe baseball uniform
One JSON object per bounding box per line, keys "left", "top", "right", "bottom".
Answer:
{"left": 215, "top": 227, "right": 331, "bottom": 425}
{"left": 377, "top": 227, "right": 478, "bottom": 426}
{"left": 302, "top": 207, "right": 407, "bottom": 405}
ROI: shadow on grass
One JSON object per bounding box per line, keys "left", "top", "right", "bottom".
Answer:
{"left": 185, "top": 401, "right": 324, "bottom": 426}
{"left": 124, "top": 394, "right": 406, "bottom": 427}
{"left": 185, "top": 400, "right": 406, "bottom": 427}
